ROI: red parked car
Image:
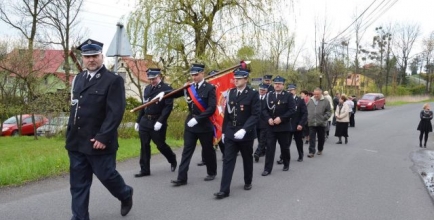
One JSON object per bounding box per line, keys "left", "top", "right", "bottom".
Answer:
{"left": 1, "top": 114, "right": 48, "bottom": 136}
{"left": 357, "top": 93, "right": 386, "bottom": 111}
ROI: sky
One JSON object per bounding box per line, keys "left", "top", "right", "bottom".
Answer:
{"left": 1, "top": 0, "right": 433, "bottom": 66}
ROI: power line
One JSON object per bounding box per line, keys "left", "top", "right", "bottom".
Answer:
{"left": 327, "top": 0, "right": 378, "bottom": 43}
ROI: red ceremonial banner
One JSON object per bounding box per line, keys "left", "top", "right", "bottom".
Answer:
{"left": 208, "top": 71, "right": 235, "bottom": 145}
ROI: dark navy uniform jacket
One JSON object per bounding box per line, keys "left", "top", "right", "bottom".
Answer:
{"left": 136, "top": 81, "right": 173, "bottom": 130}
{"left": 289, "top": 95, "right": 308, "bottom": 132}
{"left": 223, "top": 87, "right": 260, "bottom": 141}
{"left": 66, "top": 65, "right": 125, "bottom": 155}
{"left": 257, "top": 94, "right": 269, "bottom": 129}
{"left": 171, "top": 81, "right": 216, "bottom": 133}
{"left": 262, "top": 90, "right": 296, "bottom": 132}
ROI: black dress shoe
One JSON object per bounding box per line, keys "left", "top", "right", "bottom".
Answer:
{"left": 283, "top": 166, "right": 289, "bottom": 171}
{"left": 336, "top": 141, "right": 342, "bottom": 144}
{"left": 297, "top": 158, "right": 303, "bottom": 162}
{"left": 214, "top": 192, "right": 229, "bottom": 199}
{"left": 134, "top": 172, "right": 150, "bottom": 177}
{"left": 261, "top": 171, "right": 270, "bottom": 176}
{"left": 244, "top": 184, "right": 252, "bottom": 190}
{"left": 197, "top": 161, "right": 206, "bottom": 166}
{"left": 254, "top": 154, "right": 259, "bottom": 162}
{"left": 204, "top": 175, "right": 216, "bottom": 181}
{"left": 171, "top": 161, "right": 177, "bottom": 172}
{"left": 120, "top": 187, "right": 133, "bottom": 216}
{"left": 276, "top": 159, "right": 284, "bottom": 165}
{"left": 171, "top": 180, "right": 187, "bottom": 186}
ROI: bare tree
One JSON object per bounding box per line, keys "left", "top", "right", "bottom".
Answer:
{"left": 41, "top": 0, "right": 84, "bottom": 87}
{"left": 422, "top": 31, "right": 434, "bottom": 93}
{"left": 393, "top": 22, "right": 420, "bottom": 85}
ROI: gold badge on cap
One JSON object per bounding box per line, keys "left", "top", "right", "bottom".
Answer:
{"left": 87, "top": 40, "right": 92, "bottom": 44}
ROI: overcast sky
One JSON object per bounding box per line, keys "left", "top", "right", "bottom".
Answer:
{"left": 1, "top": 0, "right": 433, "bottom": 66}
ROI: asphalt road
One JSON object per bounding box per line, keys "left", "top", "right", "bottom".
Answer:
{"left": 1, "top": 103, "right": 434, "bottom": 220}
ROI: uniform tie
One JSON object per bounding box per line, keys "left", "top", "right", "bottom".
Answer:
{"left": 195, "top": 83, "right": 199, "bottom": 90}
{"left": 84, "top": 74, "right": 90, "bottom": 86}
{"left": 237, "top": 91, "right": 241, "bottom": 97}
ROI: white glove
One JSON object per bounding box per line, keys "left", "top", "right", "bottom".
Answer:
{"left": 187, "top": 118, "right": 198, "bottom": 127}
{"left": 154, "top": 122, "right": 162, "bottom": 131}
{"left": 221, "top": 134, "right": 225, "bottom": 144}
{"left": 234, "top": 129, "right": 246, "bottom": 139}
{"left": 134, "top": 123, "right": 139, "bottom": 131}
{"left": 151, "top": 92, "right": 165, "bottom": 102}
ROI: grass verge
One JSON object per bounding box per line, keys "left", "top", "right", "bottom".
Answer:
{"left": 0, "top": 136, "right": 183, "bottom": 187}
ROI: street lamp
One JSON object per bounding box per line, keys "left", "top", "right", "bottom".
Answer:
{"left": 319, "top": 75, "right": 323, "bottom": 89}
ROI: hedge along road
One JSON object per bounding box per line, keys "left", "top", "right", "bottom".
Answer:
{"left": 1, "top": 103, "right": 434, "bottom": 220}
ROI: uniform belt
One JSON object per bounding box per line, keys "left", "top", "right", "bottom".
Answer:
{"left": 231, "top": 121, "right": 244, "bottom": 126}
{"left": 143, "top": 114, "right": 160, "bottom": 120}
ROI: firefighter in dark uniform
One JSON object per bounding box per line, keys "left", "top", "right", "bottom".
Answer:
{"left": 262, "top": 74, "right": 274, "bottom": 93}
{"left": 154, "top": 64, "right": 217, "bottom": 186}
{"left": 214, "top": 68, "right": 260, "bottom": 199}
{"left": 66, "top": 39, "right": 133, "bottom": 219}
{"left": 261, "top": 76, "right": 296, "bottom": 176}
{"left": 287, "top": 84, "right": 307, "bottom": 162}
{"left": 134, "top": 68, "right": 177, "bottom": 177}
{"left": 197, "top": 70, "right": 225, "bottom": 166}
{"left": 253, "top": 83, "right": 269, "bottom": 162}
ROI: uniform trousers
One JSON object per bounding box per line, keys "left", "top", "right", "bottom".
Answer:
{"left": 177, "top": 130, "right": 217, "bottom": 181}
{"left": 264, "top": 131, "right": 290, "bottom": 172}
{"left": 138, "top": 124, "right": 176, "bottom": 174}
{"left": 68, "top": 151, "right": 132, "bottom": 220}
{"left": 289, "top": 130, "right": 304, "bottom": 159}
{"left": 220, "top": 138, "right": 254, "bottom": 194}
{"left": 254, "top": 128, "right": 267, "bottom": 156}
{"left": 309, "top": 126, "right": 326, "bottom": 154}
{"left": 349, "top": 113, "right": 355, "bottom": 127}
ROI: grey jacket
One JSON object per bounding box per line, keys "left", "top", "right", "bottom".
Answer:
{"left": 306, "top": 95, "right": 332, "bottom": 127}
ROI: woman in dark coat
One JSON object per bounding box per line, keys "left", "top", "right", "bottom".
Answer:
{"left": 417, "top": 103, "right": 433, "bottom": 148}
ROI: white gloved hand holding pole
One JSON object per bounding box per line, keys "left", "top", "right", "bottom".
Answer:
{"left": 151, "top": 92, "right": 165, "bottom": 102}
{"left": 187, "top": 118, "right": 198, "bottom": 127}
{"left": 154, "top": 122, "right": 162, "bottom": 131}
{"left": 234, "top": 129, "right": 246, "bottom": 139}
{"left": 134, "top": 123, "right": 139, "bottom": 131}
{"left": 221, "top": 134, "right": 225, "bottom": 143}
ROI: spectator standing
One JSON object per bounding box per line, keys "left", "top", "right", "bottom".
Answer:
{"left": 334, "top": 95, "right": 350, "bottom": 144}
{"left": 417, "top": 103, "right": 433, "bottom": 148}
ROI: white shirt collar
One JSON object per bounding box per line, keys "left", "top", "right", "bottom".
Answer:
{"left": 196, "top": 79, "right": 205, "bottom": 88}
{"left": 87, "top": 65, "right": 103, "bottom": 79}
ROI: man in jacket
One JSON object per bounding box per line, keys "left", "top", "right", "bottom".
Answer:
{"left": 306, "top": 87, "right": 331, "bottom": 158}
{"left": 253, "top": 83, "right": 269, "bottom": 162}
{"left": 214, "top": 68, "right": 260, "bottom": 199}
{"left": 153, "top": 64, "right": 217, "bottom": 186}
{"left": 134, "top": 68, "right": 177, "bottom": 177}
{"left": 287, "top": 84, "right": 307, "bottom": 162}
{"left": 261, "top": 76, "right": 296, "bottom": 176}
{"left": 66, "top": 39, "right": 133, "bottom": 219}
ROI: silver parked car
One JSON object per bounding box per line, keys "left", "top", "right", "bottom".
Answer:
{"left": 36, "top": 116, "right": 69, "bottom": 136}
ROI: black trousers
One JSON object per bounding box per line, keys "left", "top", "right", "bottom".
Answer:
{"left": 309, "top": 126, "right": 325, "bottom": 154}
{"left": 219, "top": 138, "right": 254, "bottom": 194}
{"left": 254, "top": 128, "right": 267, "bottom": 156}
{"left": 264, "top": 131, "right": 290, "bottom": 173}
{"left": 202, "top": 140, "right": 225, "bottom": 162}
{"left": 289, "top": 130, "right": 304, "bottom": 159}
{"left": 68, "top": 151, "right": 132, "bottom": 220}
{"left": 349, "top": 113, "right": 355, "bottom": 127}
{"left": 177, "top": 130, "right": 217, "bottom": 181}
{"left": 138, "top": 124, "right": 176, "bottom": 174}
